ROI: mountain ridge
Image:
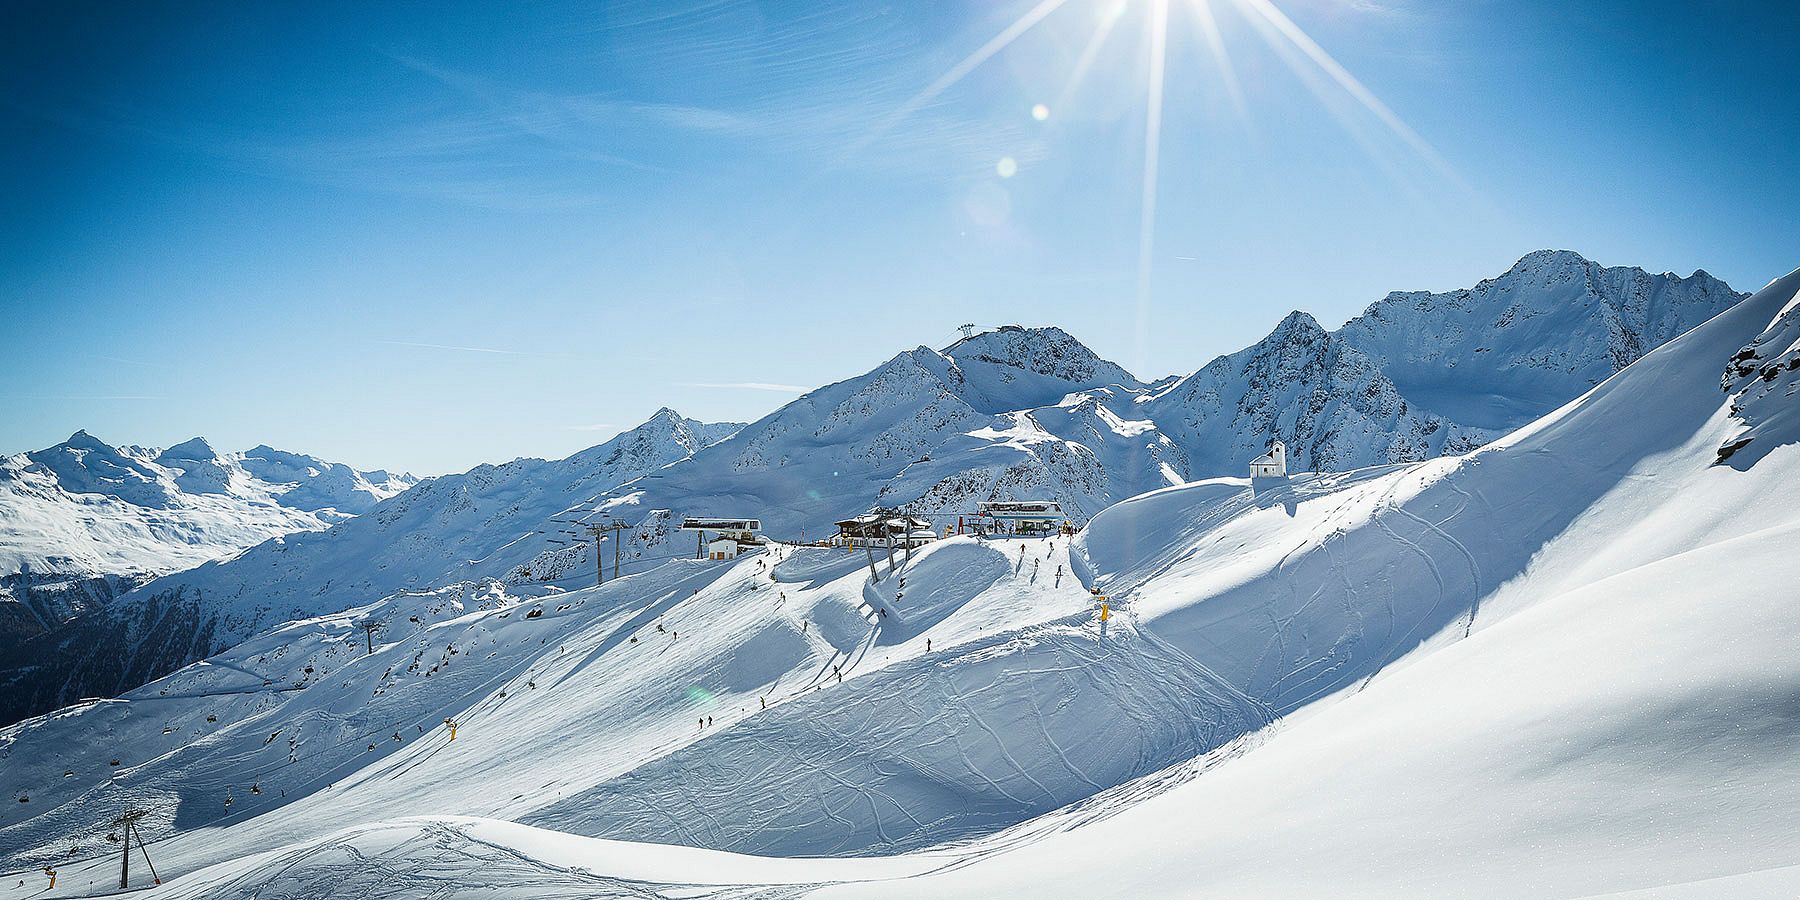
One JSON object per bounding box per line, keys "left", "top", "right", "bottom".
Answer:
{"left": 0, "top": 250, "right": 1746, "bottom": 727}
{"left": 1, "top": 264, "right": 1793, "bottom": 897}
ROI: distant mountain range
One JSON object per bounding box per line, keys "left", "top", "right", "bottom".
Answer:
{"left": 0, "top": 434, "right": 414, "bottom": 643}
{"left": 0, "top": 250, "right": 1744, "bottom": 726}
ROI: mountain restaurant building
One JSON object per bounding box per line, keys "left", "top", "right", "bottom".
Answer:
{"left": 834, "top": 513, "right": 933, "bottom": 547}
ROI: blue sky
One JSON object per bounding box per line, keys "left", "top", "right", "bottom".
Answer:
{"left": 3, "top": 0, "right": 1795, "bottom": 474}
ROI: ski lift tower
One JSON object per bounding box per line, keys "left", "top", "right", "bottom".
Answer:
{"left": 109, "top": 807, "right": 162, "bottom": 889}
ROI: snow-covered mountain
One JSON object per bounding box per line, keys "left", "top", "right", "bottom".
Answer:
{"left": 0, "top": 409, "right": 739, "bottom": 727}
{"left": 0, "top": 433, "right": 414, "bottom": 643}
{"left": 0, "top": 253, "right": 1741, "bottom": 730}
{"left": 1150, "top": 249, "right": 1743, "bottom": 473}
{"left": 595, "top": 251, "right": 1740, "bottom": 552}
{"left": 2, "top": 263, "right": 1794, "bottom": 900}
{"left": 1145, "top": 310, "right": 1481, "bottom": 475}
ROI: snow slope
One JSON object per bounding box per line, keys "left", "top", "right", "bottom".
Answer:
{"left": 0, "top": 265, "right": 1780, "bottom": 899}
{"left": 0, "top": 254, "right": 1770, "bottom": 898}
{"left": 2, "top": 531, "right": 1243, "bottom": 889}
{"left": 1, "top": 252, "right": 1730, "bottom": 731}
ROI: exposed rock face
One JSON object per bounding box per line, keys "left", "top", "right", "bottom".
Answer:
{"left": 1148, "top": 311, "right": 1484, "bottom": 476}
{"left": 1717, "top": 275, "right": 1800, "bottom": 467}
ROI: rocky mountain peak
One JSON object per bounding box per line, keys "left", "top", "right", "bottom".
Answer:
{"left": 1265, "top": 310, "right": 1328, "bottom": 342}
{"left": 59, "top": 429, "right": 113, "bottom": 453}
{"left": 945, "top": 325, "right": 1135, "bottom": 386}
{"left": 157, "top": 437, "right": 219, "bottom": 464}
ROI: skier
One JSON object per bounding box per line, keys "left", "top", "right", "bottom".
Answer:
{"left": 926, "top": 638, "right": 931, "bottom": 652}
{"left": 699, "top": 717, "right": 705, "bottom": 729}
{"left": 707, "top": 716, "right": 713, "bottom": 727}
{"left": 760, "top": 696, "right": 766, "bottom": 710}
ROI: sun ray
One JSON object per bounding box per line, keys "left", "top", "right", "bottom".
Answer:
{"left": 1134, "top": 0, "right": 1170, "bottom": 374}
{"left": 864, "top": 0, "right": 1070, "bottom": 146}
{"left": 1246, "top": 13, "right": 1433, "bottom": 203}
{"left": 1188, "top": 0, "right": 1247, "bottom": 122}
{"left": 1052, "top": 2, "right": 1127, "bottom": 117}
{"left": 1229, "top": 0, "right": 1458, "bottom": 182}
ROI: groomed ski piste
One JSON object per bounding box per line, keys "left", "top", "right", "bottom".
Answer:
{"left": 3, "top": 266, "right": 1799, "bottom": 898}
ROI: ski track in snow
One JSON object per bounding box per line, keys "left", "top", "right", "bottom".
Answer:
{"left": 7, "top": 267, "right": 1800, "bottom": 899}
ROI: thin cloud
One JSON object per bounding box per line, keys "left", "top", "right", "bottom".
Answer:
{"left": 377, "top": 340, "right": 535, "bottom": 356}
{"left": 87, "top": 354, "right": 175, "bottom": 370}
{"left": 374, "top": 340, "right": 618, "bottom": 362}
{"left": 683, "top": 382, "right": 810, "bottom": 393}
{"left": 11, "top": 395, "right": 169, "bottom": 401}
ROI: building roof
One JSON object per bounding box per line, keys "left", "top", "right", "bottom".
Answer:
{"left": 835, "top": 513, "right": 930, "bottom": 535}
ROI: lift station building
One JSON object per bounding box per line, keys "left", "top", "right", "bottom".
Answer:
{"left": 681, "top": 517, "right": 763, "bottom": 558}
{"left": 976, "top": 500, "right": 1066, "bottom": 534}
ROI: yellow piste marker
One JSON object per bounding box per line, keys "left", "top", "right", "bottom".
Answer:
{"left": 1098, "top": 601, "right": 1110, "bottom": 622}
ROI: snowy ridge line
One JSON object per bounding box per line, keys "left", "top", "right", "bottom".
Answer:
{"left": 4, "top": 256, "right": 1742, "bottom": 731}
{"left": 10, "top": 262, "right": 1799, "bottom": 899}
